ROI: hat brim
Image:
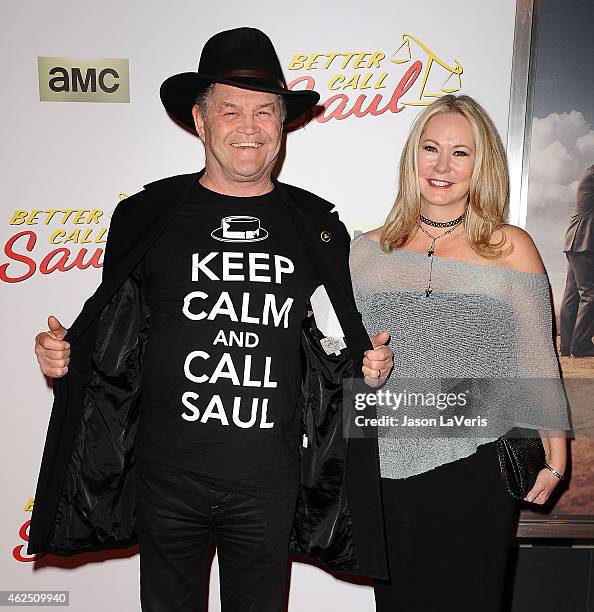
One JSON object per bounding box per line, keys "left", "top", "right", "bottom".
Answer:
{"left": 160, "top": 72, "right": 320, "bottom": 130}
{"left": 211, "top": 227, "right": 269, "bottom": 242}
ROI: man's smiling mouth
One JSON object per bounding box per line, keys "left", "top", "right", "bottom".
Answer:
{"left": 231, "top": 142, "right": 263, "bottom": 148}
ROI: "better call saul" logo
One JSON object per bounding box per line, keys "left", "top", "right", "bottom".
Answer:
{"left": 37, "top": 57, "right": 129, "bottom": 103}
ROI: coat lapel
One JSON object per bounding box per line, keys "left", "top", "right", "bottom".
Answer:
{"left": 274, "top": 179, "right": 372, "bottom": 358}
{"left": 66, "top": 172, "right": 201, "bottom": 343}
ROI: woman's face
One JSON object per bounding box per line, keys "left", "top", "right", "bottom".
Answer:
{"left": 417, "top": 112, "right": 476, "bottom": 214}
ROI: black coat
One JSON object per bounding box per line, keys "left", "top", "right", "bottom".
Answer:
{"left": 27, "top": 171, "right": 387, "bottom": 579}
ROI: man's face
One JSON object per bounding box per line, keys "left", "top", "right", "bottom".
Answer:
{"left": 192, "top": 84, "right": 283, "bottom": 188}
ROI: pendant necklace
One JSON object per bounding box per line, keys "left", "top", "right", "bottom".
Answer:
{"left": 417, "top": 210, "right": 466, "bottom": 297}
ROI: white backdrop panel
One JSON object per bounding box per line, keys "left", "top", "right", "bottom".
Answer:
{"left": 1, "top": 1, "right": 516, "bottom": 610}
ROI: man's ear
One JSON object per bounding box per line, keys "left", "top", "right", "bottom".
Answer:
{"left": 192, "top": 104, "right": 205, "bottom": 139}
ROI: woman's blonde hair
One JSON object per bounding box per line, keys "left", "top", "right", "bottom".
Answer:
{"left": 380, "top": 94, "right": 510, "bottom": 258}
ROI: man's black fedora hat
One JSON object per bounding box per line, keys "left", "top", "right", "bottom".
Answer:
{"left": 160, "top": 27, "right": 320, "bottom": 129}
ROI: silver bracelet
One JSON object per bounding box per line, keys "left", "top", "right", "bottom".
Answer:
{"left": 544, "top": 462, "right": 565, "bottom": 481}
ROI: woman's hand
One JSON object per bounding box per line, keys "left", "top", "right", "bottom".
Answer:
{"left": 523, "top": 467, "right": 563, "bottom": 504}
{"left": 524, "top": 432, "right": 567, "bottom": 504}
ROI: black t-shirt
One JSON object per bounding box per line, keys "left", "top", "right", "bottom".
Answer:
{"left": 136, "top": 181, "right": 320, "bottom": 497}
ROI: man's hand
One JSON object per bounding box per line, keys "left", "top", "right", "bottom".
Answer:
{"left": 362, "top": 330, "right": 393, "bottom": 387}
{"left": 34, "top": 316, "right": 70, "bottom": 378}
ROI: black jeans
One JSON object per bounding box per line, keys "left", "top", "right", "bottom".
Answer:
{"left": 136, "top": 459, "right": 297, "bottom": 612}
{"left": 374, "top": 442, "right": 518, "bottom": 612}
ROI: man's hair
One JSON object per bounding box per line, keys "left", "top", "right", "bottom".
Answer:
{"left": 380, "top": 94, "right": 511, "bottom": 258}
{"left": 195, "top": 84, "right": 216, "bottom": 119}
{"left": 195, "top": 84, "right": 287, "bottom": 124}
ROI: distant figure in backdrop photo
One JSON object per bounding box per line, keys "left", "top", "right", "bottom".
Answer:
{"left": 561, "top": 164, "right": 594, "bottom": 357}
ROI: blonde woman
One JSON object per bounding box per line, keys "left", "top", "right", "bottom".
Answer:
{"left": 350, "top": 95, "right": 569, "bottom": 611}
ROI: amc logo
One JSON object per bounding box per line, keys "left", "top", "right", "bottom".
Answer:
{"left": 38, "top": 57, "right": 129, "bottom": 103}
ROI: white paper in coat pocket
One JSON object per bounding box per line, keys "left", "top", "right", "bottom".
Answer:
{"left": 310, "top": 285, "right": 345, "bottom": 339}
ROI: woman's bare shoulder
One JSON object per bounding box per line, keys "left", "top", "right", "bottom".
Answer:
{"left": 494, "top": 224, "right": 546, "bottom": 274}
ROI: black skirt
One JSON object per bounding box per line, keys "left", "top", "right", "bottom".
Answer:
{"left": 374, "top": 440, "right": 519, "bottom": 612}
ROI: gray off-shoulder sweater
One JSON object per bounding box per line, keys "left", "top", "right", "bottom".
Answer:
{"left": 350, "top": 234, "right": 570, "bottom": 479}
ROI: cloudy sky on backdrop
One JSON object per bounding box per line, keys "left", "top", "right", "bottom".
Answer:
{"left": 526, "top": 0, "right": 594, "bottom": 305}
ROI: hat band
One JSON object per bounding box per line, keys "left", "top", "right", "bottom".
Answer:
{"left": 215, "top": 69, "right": 286, "bottom": 89}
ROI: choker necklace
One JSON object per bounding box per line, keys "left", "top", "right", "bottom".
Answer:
{"left": 419, "top": 211, "right": 467, "bottom": 228}
{"left": 417, "top": 211, "right": 466, "bottom": 297}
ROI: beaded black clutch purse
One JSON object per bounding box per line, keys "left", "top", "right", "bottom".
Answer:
{"left": 497, "top": 429, "right": 545, "bottom": 500}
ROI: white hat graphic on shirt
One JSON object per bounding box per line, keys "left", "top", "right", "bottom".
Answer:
{"left": 211, "top": 215, "right": 269, "bottom": 242}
